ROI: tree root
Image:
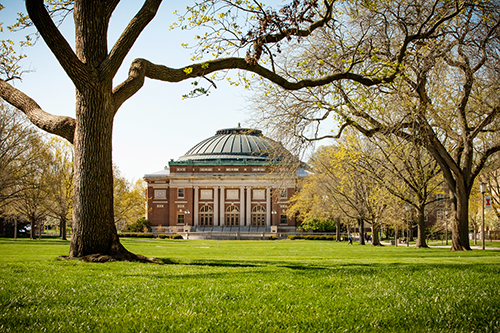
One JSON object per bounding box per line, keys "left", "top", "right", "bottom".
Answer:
{"left": 450, "top": 245, "right": 472, "bottom": 251}
{"left": 59, "top": 252, "right": 163, "bottom": 264}
{"left": 79, "top": 253, "right": 163, "bottom": 263}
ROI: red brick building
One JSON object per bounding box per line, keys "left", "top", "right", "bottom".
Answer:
{"left": 144, "top": 127, "right": 305, "bottom": 236}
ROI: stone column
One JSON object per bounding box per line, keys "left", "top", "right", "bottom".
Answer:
{"left": 246, "top": 186, "right": 252, "bottom": 225}
{"left": 213, "top": 186, "right": 219, "bottom": 226}
{"left": 220, "top": 186, "right": 225, "bottom": 226}
{"left": 193, "top": 186, "right": 199, "bottom": 226}
{"left": 239, "top": 186, "right": 245, "bottom": 226}
{"left": 266, "top": 187, "right": 271, "bottom": 227}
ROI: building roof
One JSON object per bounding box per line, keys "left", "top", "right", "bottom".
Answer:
{"left": 177, "top": 127, "right": 289, "bottom": 163}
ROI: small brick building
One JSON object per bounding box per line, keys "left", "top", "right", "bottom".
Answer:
{"left": 144, "top": 127, "right": 304, "bottom": 235}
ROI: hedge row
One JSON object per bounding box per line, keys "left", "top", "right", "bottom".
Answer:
{"left": 287, "top": 235, "right": 336, "bottom": 241}
{"left": 118, "top": 232, "right": 154, "bottom": 238}
{"left": 157, "top": 234, "right": 184, "bottom": 240}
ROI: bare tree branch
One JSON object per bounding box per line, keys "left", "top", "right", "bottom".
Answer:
{"left": 25, "top": 0, "right": 89, "bottom": 90}
{"left": 100, "top": 0, "right": 162, "bottom": 81}
{"left": 0, "top": 80, "right": 75, "bottom": 143}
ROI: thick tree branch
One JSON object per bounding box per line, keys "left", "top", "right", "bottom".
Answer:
{"left": 101, "top": 0, "right": 162, "bottom": 81}
{"left": 472, "top": 145, "right": 500, "bottom": 181}
{"left": 0, "top": 80, "right": 76, "bottom": 143}
{"left": 25, "top": 0, "right": 89, "bottom": 90}
{"left": 469, "top": 105, "right": 500, "bottom": 140}
{"left": 113, "top": 57, "right": 402, "bottom": 111}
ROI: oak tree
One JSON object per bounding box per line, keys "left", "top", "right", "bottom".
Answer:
{"left": 43, "top": 137, "right": 73, "bottom": 240}
{"left": 249, "top": 1, "right": 499, "bottom": 250}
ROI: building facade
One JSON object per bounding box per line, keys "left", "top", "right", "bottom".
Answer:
{"left": 144, "top": 127, "right": 302, "bottom": 235}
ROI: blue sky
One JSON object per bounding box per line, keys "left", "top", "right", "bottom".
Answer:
{"left": 1, "top": 1, "right": 262, "bottom": 181}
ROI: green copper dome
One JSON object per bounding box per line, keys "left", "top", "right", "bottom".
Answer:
{"left": 177, "top": 128, "right": 287, "bottom": 162}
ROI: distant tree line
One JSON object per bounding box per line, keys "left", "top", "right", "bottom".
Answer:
{"left": 285, "top": 129, "right": 500, "bottom": 247}
{"left": 0, "top": 101, "right": 146, "bottom": 239}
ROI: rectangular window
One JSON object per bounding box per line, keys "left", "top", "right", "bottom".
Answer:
{"left": 280, "top": 189, "right": 287, "bottom": 199}
{"left": 177, "top": 214, "right": 185, "bottom": 225}
{"left": 178, "top": 188, "right": 185, "bottom": 198}
{"left": 436, "top": 193, "right": 445, "bottom": 205}
{"left": 280, "top": 215, "right": 288, "bottom": 224}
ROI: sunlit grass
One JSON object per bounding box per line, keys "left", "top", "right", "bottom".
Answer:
{"left": 0, "top": 238, "right": 499, "bottom": 332}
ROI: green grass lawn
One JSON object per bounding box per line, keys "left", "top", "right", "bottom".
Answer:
{"left": 0, "top": 238, "right": 499, "bottom": 332}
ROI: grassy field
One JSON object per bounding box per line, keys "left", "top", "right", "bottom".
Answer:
{"left": 0, "top": 238, "right": 499, "bottom": 332}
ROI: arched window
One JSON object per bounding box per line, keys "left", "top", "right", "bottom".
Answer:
{"left": 199, "top": 206, "right": 213, "bottom": 226}
{"left": 226, "top": 205, "right": 239, "bottom": 226}
{"left": 251, "top": 206, "right": 266, "bottom": 226}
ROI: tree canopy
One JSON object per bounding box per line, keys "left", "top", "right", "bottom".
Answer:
{"left": 249, "top": 0, "right": 500, "bottom": 250}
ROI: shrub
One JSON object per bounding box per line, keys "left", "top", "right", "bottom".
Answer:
{"left": 118, "top": 232, "right": 154, "bottom": 238}
{"left": 157, "top": 234, "right": 184, "bottom": 240}
{"left": 126, "top": 217, "right": 151, "bottom": 232}
{"left": 297, "top": 218, "right": 336, "bottom": 232}
{"left": 269, "top": 235, "right": 278, "bottom": 240}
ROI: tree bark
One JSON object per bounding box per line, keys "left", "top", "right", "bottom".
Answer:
{"left": 69, "top": 87, "right": 126, "bottom": 258}
{"left": 335, "top": 218, "right": 340, "bottom": 242}
{"left": 473, "top": 226, "right": 477, "bottom": 245}
{"left": 450, "top": 189, "right": 472, "bottom": 251}
{"left": 371, "top": 223, "right": 381, "bottom": 246}
{"left": 60, "top": 217, "right": 67, "bottom": 241}
{"left": 30, "top": 216, "right": 35, "bottom": 240}
{"left": 358, "top": 218, "right": 365, "bottom": 245}
{"left": 415, "top": 207, "right": 428, "bottom": 248}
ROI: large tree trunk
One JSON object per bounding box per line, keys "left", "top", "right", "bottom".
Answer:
{"left": 358, "top": 218, "right": 365, "bottom": 245}
{"left": 69, "top": 89, "right": 130, "bottom": 259}
{"left": 415, "top": 207, "right": 428, "bottom": 248}
{"left": 64, "top": 3, "right": 157, "bottom": 262}
{"left": 473, "top": 225, "right": 477, "bottom": 245}
{"left": 30, "top": 216, "right": 35, "bottom": 240}
{"left": 395, "top": 225, "right": 398, "bottom": 247}
{"left": 450, "top": 188, "right": 472, "bottom": 251}
{"left": 335, "top": 218, "right": 340, "bottom": 242}
{"left": 371, "top": 222, "right": 381, "bottom": 246}
{"left": 60, "top": 217, "right": 67, "bottom": 241}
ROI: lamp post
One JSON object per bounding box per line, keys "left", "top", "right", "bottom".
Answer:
{"left": 184, "top": 209, "right": 190, "bottom": 226}
{"left": 480, "top": 182, "right": 487, "bottom": 250}
{"left": 271, "top": 210, "right": 277, "bottom": 226}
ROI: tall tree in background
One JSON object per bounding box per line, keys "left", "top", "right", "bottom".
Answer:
{"left": 113, "top": 165, "right": 146, "bottom": 231}
{"left": 0, "top": 101, "right": 41, "bottom": 210}
{"left": 44, "top": 137, "right": 73, "bottom": 240}
{"left": 249, "top": 1, "right": 500, "bottom": 250}
{"left": 12, "top": 136, "right": 50, "bottom": 239}
{"left": 293, "top": 136, "right": 390, "bottom": 246}
{"left": 0, "top": 0, "right": 465, "bottom": 258}
{"left": 353, "top": 134, "right": 444, "bottom": 248}
{"left": 482, "top": 165, "right": 500, "bottom": 237}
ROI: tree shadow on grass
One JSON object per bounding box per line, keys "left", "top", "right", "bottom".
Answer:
{"left": 1, "top": 239, "right": 70, "bottom": 245}
{"left": 157, "top": 258, "right": 261, "bottom": 268}
{"left": 156, "top": 258, "right": 329, "bottom": 271}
